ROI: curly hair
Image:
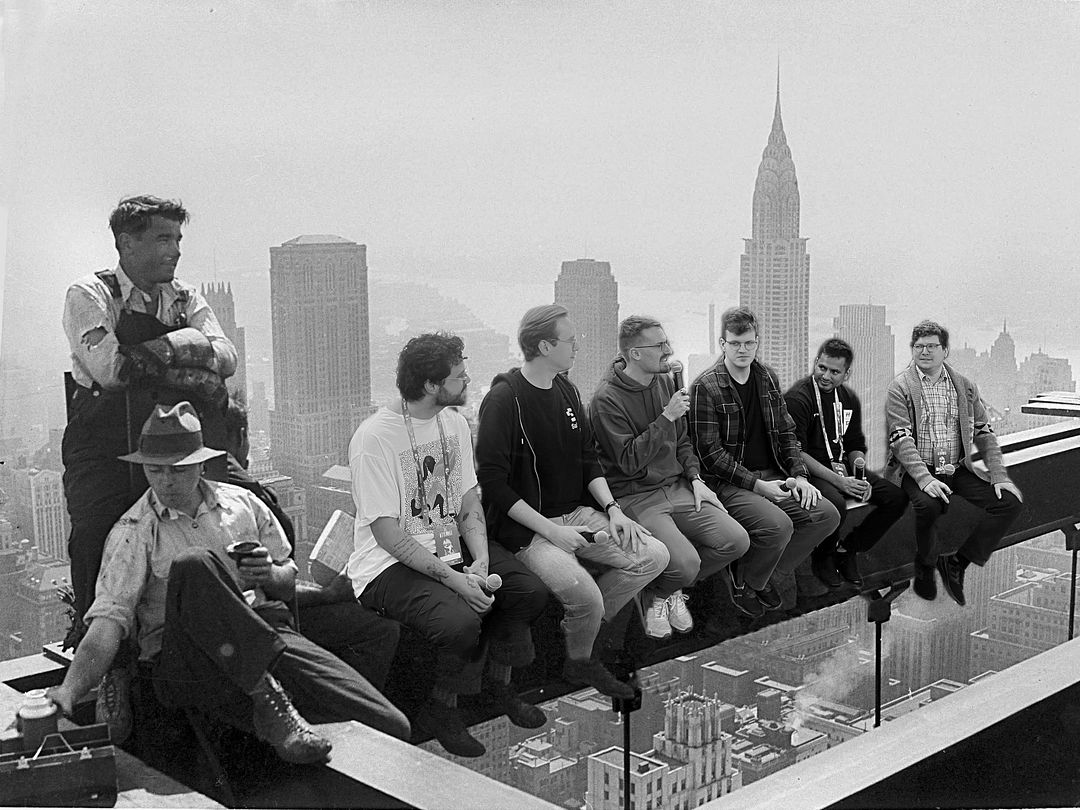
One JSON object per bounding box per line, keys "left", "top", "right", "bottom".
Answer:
{"left": 109, "top": 195, "right": 189, "bottom": 251}
{"left": 396, "top": 332, "right": 466, "bottom": 401}
{"left": 910, "top": 320, "right": 950, "bottom": 349}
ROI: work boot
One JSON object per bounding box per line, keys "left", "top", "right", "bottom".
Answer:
{"left": 485, "top": 680, "right": 547, "bottom": 729}
{"left": 251, "top": 673, "right": 332, "bottom": 765}
{"left": 416, "top": 698, "right": 486, "bottom": 757}
{"left": 562, "top": 657, "right": 635, "bottom": 700}
{"left": 667, "top": 591, "right": 694, "bottom": 633}
{"left": 96, "top": 666, "right": 133, "bottom": 746}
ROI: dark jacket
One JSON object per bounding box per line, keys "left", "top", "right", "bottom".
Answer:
{"left": 784, "top": 375, "right": 867, "bottom": 468}
{"left": 689, "top": 358, "right": 808, "bottom": 490}
{"left": 476, "top": 368, "right": 603, "bottom": 552}
{"left": 590, "top": 356, "right": 700, "bottom": 497}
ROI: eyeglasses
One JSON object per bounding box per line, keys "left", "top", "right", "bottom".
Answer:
{"left": 723, "top": 340, "right": 758, "bottom": 351}
{"left": 912, "top": 343, "right": 943, "bottom": 354}
{"left": 634, "top": 341, "right": 671, "bottom": 352}
{"left": 548, "top": 335, "right": 580, "bottom": 348}
{"left": 444, "top": 371, "right": 471, "bottom": 383}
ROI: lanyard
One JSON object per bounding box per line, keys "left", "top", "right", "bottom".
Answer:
{"left": 402, "top": 401, "right": 457, "bottom": 524}
{"left": 813, "top": 379, "right": 848, "bottom": 462}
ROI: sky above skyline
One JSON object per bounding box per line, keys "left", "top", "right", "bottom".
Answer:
{"left": 2, "top": 1, "right": 1079, "bottom": 392}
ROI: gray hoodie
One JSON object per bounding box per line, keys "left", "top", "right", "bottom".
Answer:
{"left": 589, "top": 356, "right": 701, "bottom": 498}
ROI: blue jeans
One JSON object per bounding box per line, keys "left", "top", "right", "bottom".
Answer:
{"left": 514, "top": 506, "right": 669, "bottom": 660}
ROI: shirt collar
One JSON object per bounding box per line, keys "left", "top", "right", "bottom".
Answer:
{"left": 112, "top": 263, "right": 152, "bottom": 308}
{"left": 147, "top": 479, "right": 223, "bottom": 521}
{"left": 918, "top": 365, "right": 950, "bottom": 386}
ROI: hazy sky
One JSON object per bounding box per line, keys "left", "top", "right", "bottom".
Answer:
{"left": 2, "top": 1, "right": 1079, "bottom": 389}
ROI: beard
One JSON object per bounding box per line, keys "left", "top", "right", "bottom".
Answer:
{"left": 436, "top": 384, "right": 467, "bottom": 407}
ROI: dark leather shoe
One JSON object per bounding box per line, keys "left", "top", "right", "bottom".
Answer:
{"left": 837, "top": 551, "right": 863, "bottom": 587}
{"left": 811, "top": 555, "right": 843, "bottom": 589}
{"left": 486, "top": 681, "right": 547, "bottom": 729}
{"left": 912, "top": 563, "right": 937, "bottom": 601}
{"left": 416, "top": 699, "right": 486, "bottom": 758}
{"left": 937, "top": 554, "right": 968, "bottom": 606}
{"left": 563, "top": 657, "right": 635, "bottom": 700}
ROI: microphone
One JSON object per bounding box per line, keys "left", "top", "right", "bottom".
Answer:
{"left": 481, "top": 573, "right": 503, "bottom": 594}
{"left": 779, "top": 477, "right": 798, "bottom": 492}
{"left": 669, "top": 360, "right": 685, "bottom": 392}
{"left": 853, "top": 457, "right": 866, "bottom": 481}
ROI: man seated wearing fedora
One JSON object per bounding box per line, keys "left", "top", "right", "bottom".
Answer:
{"left": 48, "top": 402, "right": 409, "bottom": 765}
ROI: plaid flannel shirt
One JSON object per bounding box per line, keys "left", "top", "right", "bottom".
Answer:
{"left": 689, "top": 358, "right": 808, "bottom": 490}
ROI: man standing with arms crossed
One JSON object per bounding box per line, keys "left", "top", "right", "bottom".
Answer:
{"left": 886, "top": 320, "right": 1023, "bottom": 605}
{"left": 784, "top": 338, "right": 908, "bottom": 588}
{"left": 690, "top": 307, "right": 840, "bottom": 613}
{"left": 62, "top": 195, "right": 236, "bottom": 739}
{"left": 590, "top": 316, "right": 750, "bottom": 635}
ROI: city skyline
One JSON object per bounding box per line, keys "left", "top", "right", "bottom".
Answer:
{"left": 2, "top": 2, "right": 1079, "bottom": 390}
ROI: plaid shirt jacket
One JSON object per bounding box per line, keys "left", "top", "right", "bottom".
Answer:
{"left": 689, "top": 359, "right": 809, "bottom": 491}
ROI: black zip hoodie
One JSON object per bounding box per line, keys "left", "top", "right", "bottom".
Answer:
{"left": 475, "top": 368, "right": 604, "bottom": 552}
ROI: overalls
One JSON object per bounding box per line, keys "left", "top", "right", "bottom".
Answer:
{"left": 62, "top": 270, "right": 228, "bottom": 620}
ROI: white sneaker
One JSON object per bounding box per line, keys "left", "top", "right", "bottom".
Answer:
{"left": 645, "top": 596, "right": 672, "bottom": 639}
{"left": 667, "top": 591, "right": 694, "bottom": 633}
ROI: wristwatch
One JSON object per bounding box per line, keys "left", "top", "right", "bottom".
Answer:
{"left": 603, "top": 500, "right": 622, "bottom": 515}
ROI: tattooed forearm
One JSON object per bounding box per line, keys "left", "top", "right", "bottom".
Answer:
{"left": 458, "top": 488, "right": 489, "bottom": 565}
{"left": 373, "top": 517, "right": 455, "bottom": 582}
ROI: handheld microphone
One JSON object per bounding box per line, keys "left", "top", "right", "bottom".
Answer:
{"left": 669, "top": 360, "right": 685, "bottom": 392}
{"left": 853, "top": 457, "right": 866, "bottom": 481}
{"left": 480, "top": 573, "right": 503, "bottom": 594}
{"left": 779, "top": 477, "right": 798, "bottom": 492}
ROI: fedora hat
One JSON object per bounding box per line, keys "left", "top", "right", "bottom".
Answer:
{"left": 118, "top": 401, "right": 226, "bottom": 466}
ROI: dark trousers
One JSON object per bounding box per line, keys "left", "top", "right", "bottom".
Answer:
{"left": 360, "top": 541, "right": 549, "bottom": 694}
{"left": 901, "top": 467, "right": 1023, "bottom": 568}
{"left": 150, "top": 548, "right": 409, "bottom": 740}
{"left": 298, "top": 601, "right": 400, "bottom": 692}
{"left": 811, "top": 471, "right": 909, "bottom": 558}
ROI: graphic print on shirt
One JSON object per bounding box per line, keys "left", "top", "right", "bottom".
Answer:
{"left": 398, "top": 435, "right": 462, "bottom": 536}
{"left": 565, "top": 406, "right": 579, "bottom": 431}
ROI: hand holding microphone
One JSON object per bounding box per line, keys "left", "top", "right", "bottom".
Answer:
{"left": 479, "top": 573, "right": 502, "bottom": 595}
{"left": 663, "top": 360, "right": 690, "bottom": 421}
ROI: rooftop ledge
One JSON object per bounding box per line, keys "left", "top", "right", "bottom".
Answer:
{"left": 3, "top": 417, "right": 1079, "bottom": 807}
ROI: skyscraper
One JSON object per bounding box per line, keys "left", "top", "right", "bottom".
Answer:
{"left": 554, "top": 259, "right": 618, "bottom": 404}
{"left": 200, "top": 282, "right": 247, "bottom": 398}
{"left": 269, "top": 235, "right": 371, "bottom": 490}
{"left": 740, "top": 75, "right": 810, "bottom": 389}
{"left": 833, "top": 304, "right": 896, "bottom": 469}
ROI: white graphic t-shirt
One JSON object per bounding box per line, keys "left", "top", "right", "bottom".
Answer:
{"left": 347, "top": 405, "right": 477, "bottom": 595}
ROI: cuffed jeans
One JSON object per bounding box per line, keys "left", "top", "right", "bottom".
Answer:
{"left": 716, "top": 470, "right": 841, "bottom": 590}
{"left": 620, "top": 481, "right": 750, "bottom": 593}
{"left": 149, "top": 548, "right": 410, "bottom": 740}
{"left": 514, "top": 505, "right": 669, "bottom": 660}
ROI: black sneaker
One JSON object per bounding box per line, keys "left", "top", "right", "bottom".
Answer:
{"left": 912, "top": 562, "right": 937, "bottom": 601}
{"left": 485, "top": 681, "right": 547, "bottom": 729}
{"left": 724, "top": 565, "right": 765, "bottom": 618}
{"left": 755, "top": 581, "right": 784, "bottom": 611}
{"left": 937, "top": 554, "right": 968, "bottom": 607}
{"left": 416, "top": 699, "right": 486, "bottom": 758}
{"left": 811, "top": 554, "right": 843, "bottom": 589}
{"left": 562, "top": 657, "right": 635, "bottom": 700}
{"left": 837, "top": 551, "right": 863, "bottom": 587}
